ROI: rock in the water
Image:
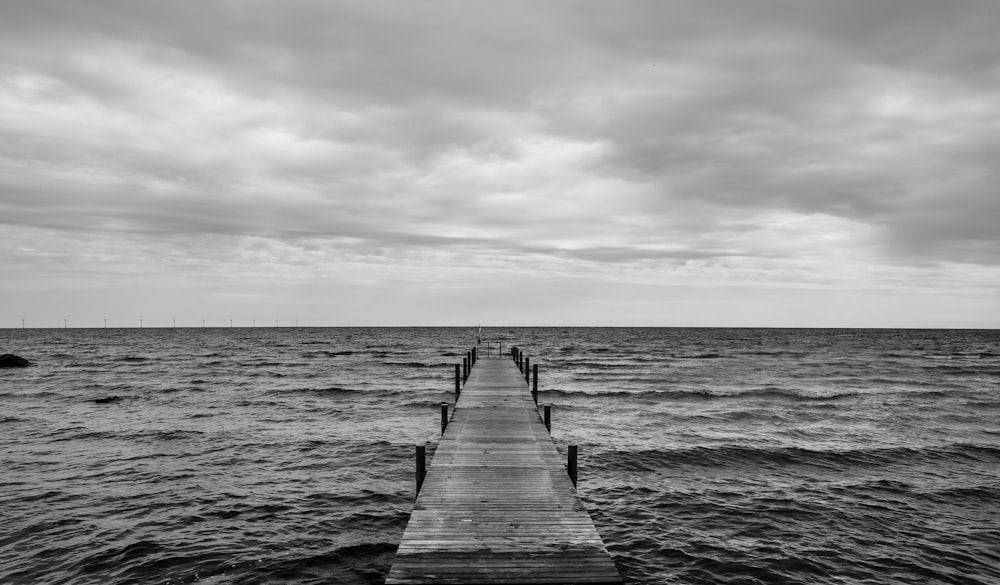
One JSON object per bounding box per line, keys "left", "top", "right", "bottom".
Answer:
{"left": 0, "top": 354, "right": 30, "bottom": 368}
{"left": 94, "top": 396, "right": 121, "bottom": 404}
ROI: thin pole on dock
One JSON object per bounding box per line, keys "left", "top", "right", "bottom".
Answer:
{"left": 415, "top": 445, "right": 426, "bottom": 497}
{"left": 455, "top": 364, "right": 461, "bottom": 396}
{"left": 544, "top": 404, "right": 551, "bottom": 433}
{"left": 532, "top": 363, "right": 538, "bottom": 404}
{"left": 463, "top": 357, "right": 468, "bottom": 382}
{"left": 441, "top": 402, "right": 449, "bottom": 434}
{"left": 525, "top": 356, "right": 530, "bottom": 384}
{"left": 568, "top": 445, "right": 578, "bottom": 487}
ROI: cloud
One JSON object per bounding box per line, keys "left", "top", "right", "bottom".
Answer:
{"left": 1, "top": 0, "right": 998, "bottom": 326}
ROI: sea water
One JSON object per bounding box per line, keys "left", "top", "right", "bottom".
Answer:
{"left": 2, "top": 327, "right": 999, "bottom": 584}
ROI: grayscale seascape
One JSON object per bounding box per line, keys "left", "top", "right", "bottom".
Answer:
{"left": 2, "top": 327, "right": 999, "bottom": 584}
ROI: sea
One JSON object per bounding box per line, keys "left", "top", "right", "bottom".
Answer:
{"left": 2, "top": 327, "right": 999, "bottom": 585}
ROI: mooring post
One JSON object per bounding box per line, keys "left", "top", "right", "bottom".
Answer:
{"left": 441, "top": 402, "right": 449, "bottom": 434}
{"left": 467, "top": 351, "right": 472, "bottom": 374}
{"left": 415, "top": 445, "right": 426, "bottom": 497}
{"left": 472, "top": 346, "right": 477, "bottom": 365}
{"left": 544, "top": 404, "right": 551, "bottom": 433}
{"left": 525, "top": 356, "right": 530, "bottom": 383}
{"left": 455, "top": 364, "right": 461, "bottom": 396}
{"left": 568, "top": 445, "right": 578, "bottom": 487}
{"left": 532, "top": 363, "right": 538, "bottom": 404}
{"left": 463, "top": 357, "right": 468, "bottom": 381}
{"left": 519, "top": 352, "right": 524, "bottom": 373}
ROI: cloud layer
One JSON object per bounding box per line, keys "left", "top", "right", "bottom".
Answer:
{"left": 2, "top": 0, "right": 999, "bottom": 326}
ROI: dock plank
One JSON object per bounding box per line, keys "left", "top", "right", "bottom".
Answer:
{"left": 386, "top": 355, "right": 622, "bottom": 585}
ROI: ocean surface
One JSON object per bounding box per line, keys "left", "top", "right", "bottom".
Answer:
{"left": 2, "top": 327, "right": 999, "bottom": 584}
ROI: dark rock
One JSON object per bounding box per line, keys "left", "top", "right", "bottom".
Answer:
{"left": 94, "top": 396, "right": 122, "bottom": 404}
{"left": 0, "top": 354, "right": 30, "bottom": 368}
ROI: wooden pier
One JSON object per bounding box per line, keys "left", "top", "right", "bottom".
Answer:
{"left": 386, "top": 349, "right": 622, "bottom": 584}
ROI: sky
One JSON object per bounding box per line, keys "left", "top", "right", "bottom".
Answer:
{"left": 2, "top": 0, "right": 999, "bottom": 328}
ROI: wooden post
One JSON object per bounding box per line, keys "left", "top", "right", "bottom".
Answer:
{"left": 519, "top": 352, "right": 524, "bottom": 373}
{"left": 532, "top": 363, "right": 538, "bottom": 404}
{"left": 472, "top": 346, "right": 477, "bottom": 365}
{"left": 463, "top": 357, "right": 468, "bottom": 382}
{"left": 544, "top": 404, "right": 551, "bottom": 433}
{"left": 441, "top": 402, "right": 449, "bottom": 434}
{"left": 415, "top": 445, "right": 426, "bottom": 497}
{"left": 568, "top": 445, "right": 578, "bottom": 487}
{"left": 525, "top": 356, "right": 530, "bottom": 383}
{"left": 467, "top": 351, "right": 472, "bottom": 374}
{"left": 455, "top": 363, "right": 461, "bottom": 397}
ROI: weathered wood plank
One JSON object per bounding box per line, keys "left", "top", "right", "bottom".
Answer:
{"left": 385, "top": 355, "right": 622, "bottom": 585}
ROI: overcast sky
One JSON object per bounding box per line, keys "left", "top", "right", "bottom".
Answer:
{"left": 2, "top": 0, "right": 999, "bottom": 328}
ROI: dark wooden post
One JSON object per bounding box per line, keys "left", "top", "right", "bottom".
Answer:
{"left": 532, "top": 363, "right": 538, "bottom": 404}
{"left": 525, "top": 356, "right": 530, "bottom": 383}
{"left": 519, "top": 352, "right": 524, "bottom": 373}
{"left": 544, "top": 404, "right": 551, "bottom": 433}
{"left": 441, "top": 402, "right": 449, "bottom": 434}
{"left": 472, "top": 346, "right": 477, "bottom": 364}
{"left": 415, "top": 445, "right": 426, "bottom": 497}
{"left": 463, "top": 357, "right": 468, "bottom": 381}
{"left": 455, "top": 363, "right": 461, "bottom": 396}
{"left": 568, "top": 445, "right": 578, "bottom": 487}
{"left": 467, "top": 351, "right": 472, "bottom": 374}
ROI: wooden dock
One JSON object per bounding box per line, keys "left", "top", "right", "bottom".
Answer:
{"left": 386, "top": 351, "right": 622, "bottom": 585}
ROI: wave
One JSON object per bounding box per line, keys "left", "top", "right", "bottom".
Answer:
{"left": 302, "top": 350, "right": 357, "bottom": 358}
{"left": 562, "top": 361, "right": 660, "bottom": 370}
{"left": 594, "top": 443, "right": 1000, "bottom": 472}
{"left": 671, "top": 352, "right": 725, "bottom": 359}
{"left": 1, "top": 415, "right": 31, "bottom": 423}
{"left": 740, "top": 350, "right": 810, "bottom": 357}
{"left": 542, "top": 386, "right": 876, "bottom": 401}
{"left": 275, "top": 386, "right": 360, "bottom": 397}
{"left": 385, "top": 361, "right": 451, "bottom": 368}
